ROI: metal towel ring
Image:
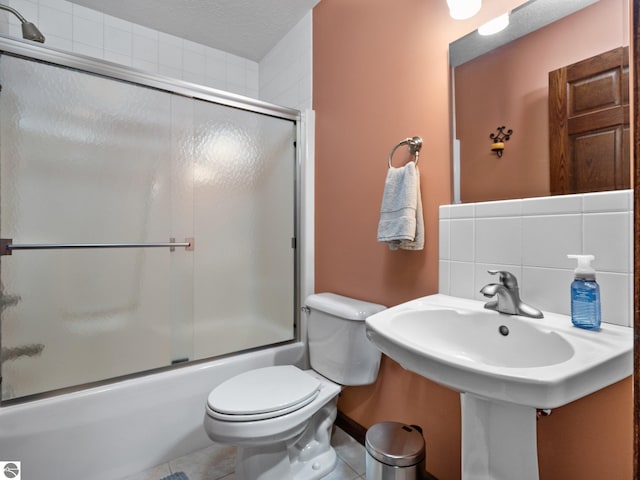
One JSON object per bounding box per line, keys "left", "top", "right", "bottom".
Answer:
{"left": 388, "top": 136, "right": 423, "bottom": 168}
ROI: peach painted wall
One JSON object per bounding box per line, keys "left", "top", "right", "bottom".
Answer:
{"left": 456, "top": 0, "right": 628, "bottom": 203}
{"left": 313, "top": 1, "right": 632, "bottom": 479}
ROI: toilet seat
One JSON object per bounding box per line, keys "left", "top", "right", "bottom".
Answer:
{"left": 207, "top": 365, "right": 321, "bottom": 422}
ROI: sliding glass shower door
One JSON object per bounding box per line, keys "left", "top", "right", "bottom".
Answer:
{"left": 191, "top": 99, "right": 296, "bottom": 360}
{"left": 0, "top": 54, "right": 297, "bottom": 400}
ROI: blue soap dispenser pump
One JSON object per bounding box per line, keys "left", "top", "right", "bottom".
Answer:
{"left": 567, "top": 254, "right": 601, "bottom": 330}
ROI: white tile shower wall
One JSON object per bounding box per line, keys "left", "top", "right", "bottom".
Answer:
{"left": 259, "top": 12, "right": 313, "bottom": 111}
{"left": 0, "top": 0, "right": 261, "bottom": 98}
{"left": 439, "top": 190, "right": 633, "bottom": 327}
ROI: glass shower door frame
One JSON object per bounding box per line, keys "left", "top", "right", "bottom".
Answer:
{"left": 0, "top": 35, "right": 304, "bottom": 401}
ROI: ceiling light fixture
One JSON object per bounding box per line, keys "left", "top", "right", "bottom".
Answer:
{"left": 478, "top": 12, "right": 510, "bottom": 35}
{"left": 447, "top": 0, "right": 482, "bottom": 20}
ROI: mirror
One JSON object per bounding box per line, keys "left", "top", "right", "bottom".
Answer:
{"left": 450, "top": 0, "right": 630, "bottom": 203}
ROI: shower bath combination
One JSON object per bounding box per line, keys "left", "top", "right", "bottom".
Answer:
{"left": 0, "top": 4, "right": 44, "bottom": 43}
{"left": 0, "top": 17, "right": 304, "bottom": 476}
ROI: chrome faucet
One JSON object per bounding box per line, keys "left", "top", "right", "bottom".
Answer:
{"left": 480, "top": 270, "right": 543, "bottom": 318}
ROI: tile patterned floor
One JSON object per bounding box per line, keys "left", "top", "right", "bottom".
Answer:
{"left": 122, "top": 426, "right": 366, "bottom": 480}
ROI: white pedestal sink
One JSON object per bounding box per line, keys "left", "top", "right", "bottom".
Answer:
{"left": 461, "top": 394, "right": 538, "bottom": 479}
{"left": 364, "top": 294, "right": 633, "bottom": 480}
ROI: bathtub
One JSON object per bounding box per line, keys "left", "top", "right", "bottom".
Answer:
{"left": 0, "top": 342, "right": 306, "bottom": 480}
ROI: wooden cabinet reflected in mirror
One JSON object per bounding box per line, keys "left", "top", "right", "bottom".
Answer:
{"left": 632, "top": 1, "right": 640, "bottom": 475}
{"left": 549, "top": 46, "right": 630, "bottom": 194}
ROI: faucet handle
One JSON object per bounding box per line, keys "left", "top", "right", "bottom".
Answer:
{"left": 487, "top": 270, "right": 519, "bottom": 289}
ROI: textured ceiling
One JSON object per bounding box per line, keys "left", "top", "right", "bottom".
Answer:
{"left": 68, "top": 0, "right": 320, "bottom": 61}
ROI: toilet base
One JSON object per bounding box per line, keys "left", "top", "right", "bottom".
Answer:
{"left": 235, "top": 399, "right": 338, "bottom": 480}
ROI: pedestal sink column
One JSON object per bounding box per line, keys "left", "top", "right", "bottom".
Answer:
{"left": 461, "top": 393, "right": 539, "bottom": 480}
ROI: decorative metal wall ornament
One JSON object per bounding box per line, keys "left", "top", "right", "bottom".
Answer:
{"left": 489, "top": 126, "right": 513, "bottom": 158}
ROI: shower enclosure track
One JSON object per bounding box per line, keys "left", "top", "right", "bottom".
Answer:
{"left": 0, "top": 35, "right": 299, "bottom": 121}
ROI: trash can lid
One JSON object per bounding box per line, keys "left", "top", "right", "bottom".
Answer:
{"left": 365, "top": 422, "right": 425, "bottom": 467}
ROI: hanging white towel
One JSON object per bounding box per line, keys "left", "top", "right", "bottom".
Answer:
{"left": 377, "top": 162, "right": 424, "bottom": 251}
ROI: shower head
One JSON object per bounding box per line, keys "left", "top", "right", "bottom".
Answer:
{"left": 21, "top": 21, "right": 45, "bottom": 43}
{"left": 0, "top": 4, "right": 45, "bottom": 43}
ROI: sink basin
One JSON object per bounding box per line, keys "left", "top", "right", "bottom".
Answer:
{"left": 365, "top": 294, "right": 633, "bottom": 480}
{"left": 391, "top": 309, "right": 574, "bottom": 369}
{"left": 365, "top": 294, "right": 632, "bottom": 409}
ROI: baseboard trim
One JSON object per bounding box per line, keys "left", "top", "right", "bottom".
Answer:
{"left": 335, "top": 410, "right": 439, "bottom": 480}
{"left": 335, "top": 410, "right": 367, "bottom": 445}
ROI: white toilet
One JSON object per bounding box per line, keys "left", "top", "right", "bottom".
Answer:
{"left": 203, "top": 292, "right": 386, "bottom": 480}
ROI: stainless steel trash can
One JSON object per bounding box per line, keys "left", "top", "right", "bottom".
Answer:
{"left": 365, "top": 422, "right": 426, "bottom": 480}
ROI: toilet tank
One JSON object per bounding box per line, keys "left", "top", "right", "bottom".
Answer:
{"left": 305, "top": 293, "right": 386, "bottom": 386}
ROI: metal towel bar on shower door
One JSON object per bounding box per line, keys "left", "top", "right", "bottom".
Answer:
{"left": 0, "top": 237, "right": 195, "bottom": 255}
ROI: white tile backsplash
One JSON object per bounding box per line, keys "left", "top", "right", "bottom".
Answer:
{"left": 583, "top": 212, "right": 630, "bottom": 273}
{"left": 450, "top": 203, "right": 475, "bottom": 219}
{"left": 450, "top": 219, "right": 474, "bottom": 262}
{"left": 440, "top": 190, "right": 633, "bottom": 327}
{"left": 521, "top": 193, "right": 583, "bottom": 215}
{"left": 439, "top": 260, "right": 450, "bottom": 298}
{"left": 475, "top": 198, "right": 522, "bottom": 217}
{"left": 521, "top": 266, "right": 573, "bottom": 315}
{"left": 598, "top": 272, "right": 630, "bottom": 326}
{"left": 439, "top": 218, "right": 450, "bottom": 260}
{"left": 475, "top": 216, "right": 521, "bottom": 265}
{"left": 582, "top": 189, "right": 630, "bottom": 212}
{"left": 450, "top": 261, "right": 475, "bottom": 299}
{"left": 521, "top": 214, "right": 582, "bottom": 268}
{"left": 439, "top": 204, "right": 451, "bottom": 219}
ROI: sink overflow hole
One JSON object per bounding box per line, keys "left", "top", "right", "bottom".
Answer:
{"left": 498, "top": 325, "right": 509, "bottom": 336}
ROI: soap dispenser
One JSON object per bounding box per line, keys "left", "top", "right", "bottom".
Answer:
{"left": 567, "top": 254, "right": 601, "bottom": 330}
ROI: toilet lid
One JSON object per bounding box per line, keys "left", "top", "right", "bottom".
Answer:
{"left": 207, "top": 366, "right": 321, "bottom": 421}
